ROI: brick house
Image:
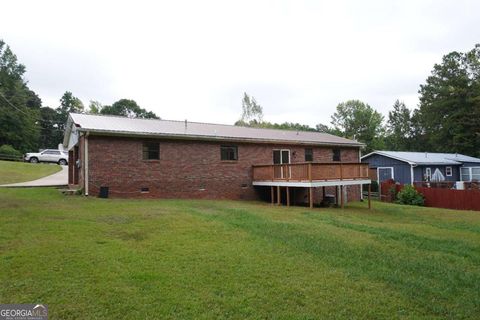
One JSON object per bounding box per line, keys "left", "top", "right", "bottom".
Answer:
{"left": 63, "top": 113, "right": 371, "bottom": 207}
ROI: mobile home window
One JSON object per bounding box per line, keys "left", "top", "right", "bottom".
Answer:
{"left": 472, "top": 167, "right": 480, "bottom": 181}
{"left": 221, "top": 145, "right": 238, "bottom": 161}
{"left": 305, "top": 148, "right": 313, "bottom": 162}
{"left": 142, "top": 142, "right": 160, "bottom": 160}
{"left": 445, "top": 166, "right": 452, "bottom": 177}
{"left": 332, "top": 148, "right": 341, "bottom": 161}
{"left": 460, "top": 167, "right": 470, "bottom": 181}
{"left": 460, "top": 167, "right": 480, "bottom": 181}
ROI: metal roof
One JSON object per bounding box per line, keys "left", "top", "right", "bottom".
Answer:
{"left": 65, "top": 113, "right": 363, "bottom": 147}
{"left": 361, "top": 151, "right": 480, "bottom": 165}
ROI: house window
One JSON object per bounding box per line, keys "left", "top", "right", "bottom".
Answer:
{"left": 473, "top": 168, "right": 480, "bottom": 181}
{"left": 425, "top": 168, "right": 432, "bottom": 181}
{"left": 332, "top": 148, "right": 341, "bottom": 161}
{"left": 142, "top": 142, "right": 160, "bottom": 160}
{"left": 305, "top": 148, "right": 313, "bottom": 162}
{"left": 460, "top": 167, "right": 480, "bottom": 181}
{"left": 445, "top": 166, "right": 452, "bottom": 177}
{"left": 461, "top": 167, "right": 470, "bottom": 181}
{"left": 221, "top": 145, "right": 238, "bottom": 161}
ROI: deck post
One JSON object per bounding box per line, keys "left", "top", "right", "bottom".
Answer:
{"left": 309, "top": 187, "right": 313, "bottom": 209}
{"left": 286, "top": 187, "right": 290, "bottom": 207}
{"left": 368, "top": 183, "right": 371, "bottom": 209}
{"left": 271, "top": 186, "right": 274, "bottom": 205}
{"left": 322, "top": 186, "right": 326, "bottom": 201}
{"left": 277, "top": 186, "right": 281, "bottom": 206}
{"left": 340, "top": 185, "right": 344, "bottom": 209}
{"left": 335, "top": 186, "right": 338, "bottom": 206}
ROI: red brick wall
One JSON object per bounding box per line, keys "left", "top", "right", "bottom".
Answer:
{"left": 82, "top": 135, "right": 362, "bottom": 201}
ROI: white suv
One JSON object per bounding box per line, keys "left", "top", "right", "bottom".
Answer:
{"left": 24, "top": 149, "right": 68, "bottom": 165}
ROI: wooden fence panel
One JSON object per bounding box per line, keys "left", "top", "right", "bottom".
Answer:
{"left": 415, "top": 187, "right": 480, "bottom": 211}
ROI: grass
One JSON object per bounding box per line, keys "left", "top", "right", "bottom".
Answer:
{"left": 0, "top": 160, "right": 61, "bottom": 184}
{"left": 1, "top": 188, "right": 479, "bottom": 319}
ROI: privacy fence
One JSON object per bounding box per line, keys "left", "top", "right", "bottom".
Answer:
{"left": 381, "top": 180, "right": 480, "bottom": 211}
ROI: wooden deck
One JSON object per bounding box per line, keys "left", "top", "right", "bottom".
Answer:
{"left": 252, "top": 162, "right": 370, "bottom": 184}
{"left": 252, "top": 162, "right": 372, "bottom": 209}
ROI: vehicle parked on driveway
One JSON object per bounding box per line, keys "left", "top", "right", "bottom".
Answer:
{"left": 24, "top": 149, "right": 68, "bottom": 165}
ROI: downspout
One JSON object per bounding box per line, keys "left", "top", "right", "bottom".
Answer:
{"left": 410, "top": 163, "right": 416, "bottom": 186}
{"left": 84, "top": 132, "right": 89, "bottom": 196}
{"left": 358, "top": 148, "right": 363, "bottom": 200}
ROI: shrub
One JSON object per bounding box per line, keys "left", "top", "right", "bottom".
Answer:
{"left": 362, "top": 180, "right": 379, "bottom": 192}
{"left": 0, "top": 145, "right": 22, "bottom": 160}
{"left": 396, "top": 185, "right": 424, "bottom": 206}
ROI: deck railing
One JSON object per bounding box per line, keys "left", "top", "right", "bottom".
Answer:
{"left": 252, "top": 162, "right": 369, "bottom": 182}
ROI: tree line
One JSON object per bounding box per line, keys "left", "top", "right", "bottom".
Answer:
{"left": 0, "top": 39, "right": 159, "bottom": 155}
{"left": 1, "top": 38, "right": 479, "bottom": 157}
{"left": 237, "top": 44, "right": 480, "bottom": 157}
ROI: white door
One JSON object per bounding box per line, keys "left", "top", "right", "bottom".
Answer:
{"left": 273, "top": 149, "right": 290, "bottom": 178}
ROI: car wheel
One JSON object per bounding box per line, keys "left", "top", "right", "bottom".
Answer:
{"left": 29, "top": 157, "right": 39, "bottom": 163}
{"left": 58, "top": 159, "right": 67, "bottom": 166}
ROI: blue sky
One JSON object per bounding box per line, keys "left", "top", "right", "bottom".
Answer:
{"left": 1, "top": 0, "right": 479, "bottom": 126}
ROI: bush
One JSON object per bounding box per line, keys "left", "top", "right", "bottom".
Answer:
{"left": 396, "top": 185, "right": 424, "bottom": 206}
{"left": 0, "top": 145, "right": 22, "bottom": 160}
{"left": 363, "top": 180, "right": 379, "bottom": 192}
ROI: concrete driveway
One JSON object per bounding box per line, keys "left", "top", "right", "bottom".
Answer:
{"left": 0, "top": 165, "right": 68, "bottom": 187}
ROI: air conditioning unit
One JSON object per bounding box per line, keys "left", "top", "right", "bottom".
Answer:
{"left": 456, "top": 181, "right": 465, "bottom": 190}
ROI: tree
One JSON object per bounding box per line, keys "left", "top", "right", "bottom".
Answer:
{"left": 0, "top": 39, "right": 41, "bottom": 152}
{"left": 235, "top": 93, "right": 264, "bottom": 126}
{"left": 385, "top": 100, "right": 412, "bottom": 150}
{"left": 416, "top": 45, "right": 480, "bottom": 156}
{"left": 331, "top": 100, "right": 385, "bottom": 152}
{"left": 87, "top": 100, "right": 103, "bottom": 114}
{"left": 55, "top": 91, "right": 84, "bottom": 133}
{"left": 38, "top": 106, "right": 63, "bottom": 148}
{"left": 57, "top": 91, "right": 84, "bottom": 115}
{"left": 100, "top": 99, "right": 159, "bottom": 119}
{"left": 315, "top": 123, "right": 342, "bottom": 135}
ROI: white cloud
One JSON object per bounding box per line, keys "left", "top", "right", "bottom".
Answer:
{"left": 1, "top": 0, "right": 479, "bottom": 126}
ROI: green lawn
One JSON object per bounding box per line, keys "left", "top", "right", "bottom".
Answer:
{"left": 1, "top": 189, "right": 479, "bottom": 319}
{"left": 0, "top": 160, "right": 61, "bottom": 184}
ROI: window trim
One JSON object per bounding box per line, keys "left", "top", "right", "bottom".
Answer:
{"left": 220, "top": 145, "right": 238, "bottom": 161}
{"left": 445, "top": 166, "right": 452, "bottom": 177}
{"left": 142, "top": 142, "right": 160, "bottom": 160}
{"left": 305, "top": 148, "right": 313, "bottom": 162}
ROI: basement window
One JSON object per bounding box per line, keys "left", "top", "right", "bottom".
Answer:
{"left": 143, "top": 142, "right": 160, "bottom": 160}
{"left": 332, "top": 148, "right": 341, "bottom": 161}
{"left": 221, "top": 145, "right": 238, "bottom": 161}
{"left": 140, "top": 187, "right": 150, "bottom": 193}
{"left": 305, "top": 148, "right": 313, "bottom": 162}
